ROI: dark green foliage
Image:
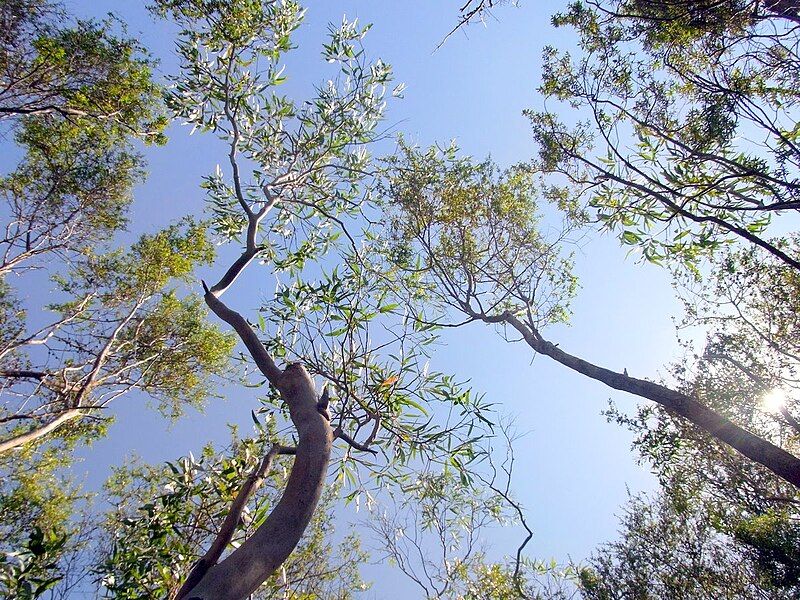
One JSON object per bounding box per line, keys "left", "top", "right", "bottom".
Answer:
{"left": 578, "top": 491, "right": 778, "bottom": 600}
{"left": 735, "top": 511, "right": 800, "bottom": 589}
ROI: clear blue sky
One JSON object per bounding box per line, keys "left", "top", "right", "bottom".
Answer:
{"left": 52, "top": 1, "right": 684, "bottom": 596}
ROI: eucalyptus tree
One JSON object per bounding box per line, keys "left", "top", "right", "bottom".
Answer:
{"left": 0, "top": 0, "right": 166, "bottom": 135}
{"left": 577, "top": 489, "right": 792, "bottom": 600}
{"left": 0, "top": 221, "right": 234, "bottom": 453}
{"left": 443, "top": 2, "right": 800, "bottom": 592}
{"left": 523, "top": 1, "right": 800, "bottom": 587}
{"left": 579, "top": 239, "right": 800, "bottom": 598}
{"left": 381, "top": 142, "right": 800, "bottom": 489}
{"left": 95, "top": 427, "right": 368, "bottom": 599}
{"left": 530, "top": 0, "right": 800, "bottom": 272}
{"left": 0, "top": 0, "right": 232, "bottom": 453}
{"left": 1, "top": 0, "right": 166, "bottom": 278}
{"left": 0, "top": 3, "right": 235, "bottom": 595}
{"left": 150, "top": 1, "right": 499, "bottom": 597}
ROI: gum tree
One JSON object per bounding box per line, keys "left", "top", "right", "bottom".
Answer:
{"left": 0, "top": 0, "right": 231, "bottom": 453}
{"left": 153, "top": 2, "right": 498, "bottom": 597}
{"left": 580, "top": 239, "right": 800, "bottom": 597}
{"left": 95, "top": 429, "right": 368, "bottom": 599}
{"left": 382, "top": 142, "right": 800, "bottom": 489}
{"left": 531, "top": 0, "right": 800, "bottom": 271}
{"left": 0, "top": 221, "right": 233, "bottom": 453}
{"left": 0, "top": 3, "right": 236, "bottom": 595}
{"left": 437, "top": 3, "right": 800, "bottom": 593}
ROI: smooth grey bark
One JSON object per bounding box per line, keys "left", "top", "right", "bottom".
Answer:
{"left": 180, "top": 290, "right": 332, "bottom": 600}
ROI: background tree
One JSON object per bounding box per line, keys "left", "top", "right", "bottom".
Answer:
{"left": 577, "top": 489, "right": 786, "bottom": 600}
{"left": 580, "top": 239, "right": 800, "bottom": 598}
{"left": 517, "top": 3, "right": 800, "bottom": 594}
{"left": 0, "top": 220, "right": 234, "bottom": 453}
{"left": 1, "top": 0, "right": 166, "bottom": 277}
{"left": 0, "top": 0, "right": 231, "bottom": 453}
{"left": 0, "top": 2, "right": 232, "bottom": 594}
{"left": 0, "top": 0, "right": 166, "bottom": 136}
{"left": 0, "top": 442, "right": 91, "bottom": 599}
{"left": 530, "top": 0, "right": 800, "bottom": 272}
{"left": 381, "top": 141, "right": 800, "bottom": 488}
{"left": 438, "top": 2, "right": 800, "bottom": 596}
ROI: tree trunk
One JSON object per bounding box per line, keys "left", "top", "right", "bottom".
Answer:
{"left": 500, "top": 313, "right": 800, "bottom": 489}
{"left": 180, "top": 292, "right": 333, "bottom": 600}
{"left": 181, "top": 363, "right": 331, "bottom": 600}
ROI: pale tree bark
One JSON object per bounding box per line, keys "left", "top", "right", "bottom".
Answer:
{"left": 0, "top": 408, "right": 86, "bottom": 453}
{"left": 172, "top": 107, "right": 335, "bottom": 593}
{"left": 0, "top": 298, "right": 142, "bottom": 454}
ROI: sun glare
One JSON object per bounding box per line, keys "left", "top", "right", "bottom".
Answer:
{"left": 761, "top": 389, "right": 787, "bottom": 414}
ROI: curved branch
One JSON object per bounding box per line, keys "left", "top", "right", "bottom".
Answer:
{"left": 0, "top": 408, "right": 85, "bottom": 453}
{"left": 202, "top": 285, "right": 283, "bottom": 385}
{"left": 333, "top": 426, "right": 378, "bottom": 455}
{"left": 175, "top": 443, "right": 296, "bottom": 600}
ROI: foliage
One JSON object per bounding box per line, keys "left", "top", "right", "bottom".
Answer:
{"left": 155, "top": 0, "right": 395, "bottom": 261}
{"left": 12, "top": 1, "right": 800, "bottom": 598}
{"left": 382, "top": 141, "right": 577, "bottom": 331}
{"left": 96, "top": 428, "right": 368, "bottom": 599}
{"left": 0, "top": 0, "right": 167, "bottom": 140}
{"left": 0, "top": 3, "right": 235, "bottom": 595}
{"left": 1, "top": 220, "right": 235, "bottom": 445}
{"left": 0, "top": 0, "right": 229, "bottom": 453}
{"left": 158, "top": 0, "right": 503, "bottom": 508}
{"left": 531, "top": 0, "right": 800, "bottom": 272}
{"left": 578, "top": 490, "right": 784, "bottom": 600}
{"left": 0, "top": 115, "right": 143, "bottom": 275}
{"left": 593, "top": 239, "right": 800, "bottom": 597}
{"left": 257, "top": 244, "right": 500, "bottom": 494}
{"left": 0, "top": 442, "right": 89, "bottom": 599}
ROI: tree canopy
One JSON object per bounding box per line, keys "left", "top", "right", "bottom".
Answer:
{"left": 1, "top": 0, "right": 799, "bottom": 598}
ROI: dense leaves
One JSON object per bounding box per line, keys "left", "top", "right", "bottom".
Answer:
{"left": 531, "top": 0, "right": 800, "bottom": 271}
{"left": 579, "top": 490, "right": 781, "bottom": 599}
{"left": 0, "top": 445, "right": 88, "bottom": 599}
{"left": 1, "top": 221, "right": 234, "bottom": 448}
{"left": 0, "top": 0, "right": 166, "bottom": 139}
{"left": 383, "top": 141, "right": 577, "bottom": 331}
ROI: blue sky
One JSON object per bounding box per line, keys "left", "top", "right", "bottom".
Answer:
{"left": 51, "top": 1, "right": 687, "bottom": 595}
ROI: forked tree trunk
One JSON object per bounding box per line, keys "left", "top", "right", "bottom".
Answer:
{"left": 180, "top": 291, "right": 333, "bottom": 600}
{"left": 182, "top": 367, "right": 331, "bottom": 599}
